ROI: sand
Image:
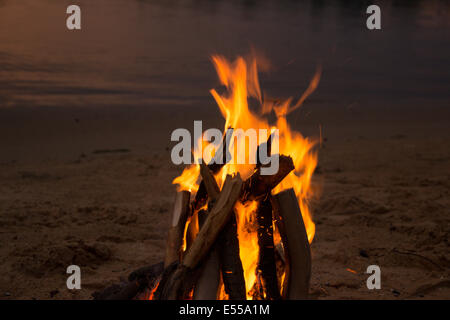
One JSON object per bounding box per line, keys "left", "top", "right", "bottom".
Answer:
{"left": 0, "top": 105, "right": 449, "bottom": 300}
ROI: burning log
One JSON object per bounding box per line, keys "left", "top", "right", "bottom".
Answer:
{"left": 241, "top": 155, "right": 295, "bottom": 202}
{"left": 193, "top": 243, "right": 220, "bottom": 299}
{"left": 217, "top": 217, "right": 246, "bottom": 300}
{"left": 199, "top": 162, "right": 221, "bottom": 198}
{"left": 155, "top": 174, "right": 243, "bottom": 300}
{"left": 184, "top": 211, "right": 198, "bottom": 257}
{"left": 184, "top": 171, "right": 241, "bottom": 268}
{"left": 242, "top": 153, "right": 293, "bottom": 299}
{"left": 252, "top": 132, "right": 282, "bottom": 299}
{"left": 274, "top": 241, "right": 286, "bottom": 296}
{"left": 193, "top": 209, "right": 221, "bottom": 299}
{"left": 164, "top": 191, "right": 191, "bottom": 267}
{"left": 271, "top": 189, "right": 311, "bottom": 299}
{"left": 255, "top": 132, "right": 273, "bottom": 169}
{"left": 193, "top": 166, "right": 222, "bottom": 299}
{"left": 256, "top": 196, "right": 281, "bottom": 300}
{"left": 192, "top": 128, "right": 233, "bottom": 211}
{"left": 199, "top": 163, "right": 246, "bottom": 300}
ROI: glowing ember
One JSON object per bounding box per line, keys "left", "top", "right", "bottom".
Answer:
{"left": 173, "top": 54, "right": 320, "bottom": 299}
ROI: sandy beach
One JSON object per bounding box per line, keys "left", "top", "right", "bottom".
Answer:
{"left": 0, "top": 104, "right": 448, "bottom": 300}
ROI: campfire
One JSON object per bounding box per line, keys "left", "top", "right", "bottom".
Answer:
{"left": 94, "top": 55, "right": 320, "bottom": 300}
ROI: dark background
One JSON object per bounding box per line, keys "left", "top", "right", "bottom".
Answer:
{"left": 0, "top": 0, "right": 449, "bottom": 162}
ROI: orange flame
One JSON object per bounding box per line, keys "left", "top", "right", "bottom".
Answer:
{"left": 173, "top": 54, "right": 319, "bottom": 299}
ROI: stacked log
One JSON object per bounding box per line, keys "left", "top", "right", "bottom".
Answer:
{"left": 93, "top": 139, "right": 312, "bottom": 300}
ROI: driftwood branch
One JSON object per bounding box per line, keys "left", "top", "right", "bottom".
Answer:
{"left": 194, "top": 166, "right": 222, "bottom": 299}
{"left": 217, "top": 216, "right": 246, "bottom": 300}
{"left": 193, "top": 209, "right": 221, "bottom": 299}
{"left": 256, "top": 196, "right": 280, "bottom": 299}
{"left": 274, "top": 241, "right": 287, "bottom": 297}
{"left": 156, "top": 174, "right": 243, "bottom": 300}
{"left": 241, "top": 155, "right": 295, "bottom": 202}
{"left": 164, "top": 191, "right": 191, "bottom": 267}
{"left": 199, "top": 163, "right": 246, "bottom": 299}
{"left": 183, "top": 211, "right": 198, "bottom": 258}
{"left": 192, "top": 128, "right": 233, "bottom": 211}
{"left": 183, "top": 172, "right": 242, "bottom": 268}
{"left": 256, "top": 132, "right": 273, "bottom": 169}
{"left": 271, "top": 188, "right": 311, "bottom": 299}
{"left": 199, "top": 162, "right": 221, "bottom": 199}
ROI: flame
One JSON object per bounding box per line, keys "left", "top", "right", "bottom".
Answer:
{"left": 173, "top": 54, "right": 319, "bottom": 299}
{"left": 346, "top": 268, "right": 358, "bottom": 274}
{"left": 235, "top": 200, "right": 259, "bottom": 296}
{"left": 147, "top": 281, "right": 159, "bottom": 300}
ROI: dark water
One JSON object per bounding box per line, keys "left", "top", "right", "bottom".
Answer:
{"left": 0, "top": 0, "right": 449, "bottom": 110}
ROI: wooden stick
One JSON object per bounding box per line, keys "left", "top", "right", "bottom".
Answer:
{"left": 194, "top": 167, "right": 221, "bottom": 299}
{"left": 199, "top": 162, "right": 221, "bottom": 199}
{"left": 271, "top": 189, "right": 311, "bottom": 299}
{"left": 217, "top": 216, "right": 246, "bottom": 300}
{"left": 183, "top": 210, "right": 198, "bottom": 258}
{"left": 274, "top": 241, "right": 287, "bottom": 297}
{"left": 199, "top": 163, "right": 246, "bottom": 299}
{"left": 192, "top": 128, "right": 233, "bottom": 211}
{"left": 256, "top": 196, "right": 280, "bottom": 299}
{"left": 241, "top": 155, "right": 295, "bottom": 202}
{"left": 193, "top": 249, "right": 220, "bottom": 299}
{"left": 251, "top": 133, "right": 281, "bottom": 299}
{"left": 207, "top": 127, "right": 234, "bottom": 174}
{"left": 256, "top": 132, "right": 273, "bottom": 169}
{"left": 164, "top": 191, "right": 191, "bottom": 267}
{"left": 193, "top": 210, "right": 221, "bottom": 299}
{"left": 158, "top": 174, "right": 243, "bottom": 299}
